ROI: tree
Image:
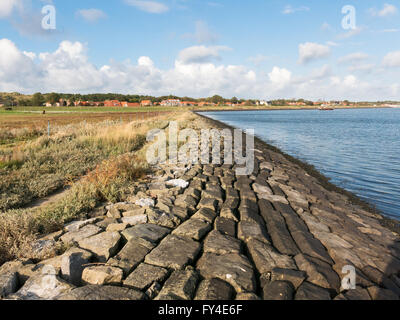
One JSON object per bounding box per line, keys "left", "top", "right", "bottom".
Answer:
{"left": 210, "top": 95, "right": 225, "bottom": 104}
{"left": 231, "top": 97, "right": 238, "bottom": 104}
{"left": 48, "top": 92, "right": 61, "bottom": 104}
{"left": 32, "top": 92, "right": 45, "bottom": 106}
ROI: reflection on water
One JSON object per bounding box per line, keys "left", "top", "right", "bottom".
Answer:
{"left": 203, "top": 108, "right": 400, "bottom": 220}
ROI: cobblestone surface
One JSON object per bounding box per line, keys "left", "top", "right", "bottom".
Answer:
{"left": 2, "top": 116, "right": 400, "bottom": 301}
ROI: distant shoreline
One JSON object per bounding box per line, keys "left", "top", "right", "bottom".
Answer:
{"left": 193, "top": 105, "right": 391, "bottom": 113}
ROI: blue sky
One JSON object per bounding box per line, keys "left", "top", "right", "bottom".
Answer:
{"left": 1, "top": 0, "right": 400, "bottom": 100}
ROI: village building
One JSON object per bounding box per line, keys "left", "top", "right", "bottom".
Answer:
{"left": 140, "top": 100, "right": 153, "bottom": 106}
{"left": 160, "top": 99, "right": 182, "bottom": 106}
{"left": 104, "top": 100, "right": 122, "bottom": 107}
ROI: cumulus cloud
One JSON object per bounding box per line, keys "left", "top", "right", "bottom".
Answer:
{"left": 383, "top": 51, "right": 400, "bottom": 67}
{"left": 268, "top": 67, "right": 291, "bottom": 88}
{"left": 124, "top": 0, "right": 169, "bottom": 14}
{"left": 369, "top": 4, "right": 398, "bottom": 17}
{"left": 298, "top": 42, "right": 331, "bottom": 64}
{"left": 76, "top": 9, "right": 107, "bottom": 22}
{"left": 338, "top": 52, "right": 369, "bottom": 64}
{"left": 1, "top": 38, "right": 400, "bottom": 101}
{"left": 177, "top": 45, "right": 231, "bottom": 64}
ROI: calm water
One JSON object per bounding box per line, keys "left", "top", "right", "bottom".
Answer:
{"left": 203, "top": 109, "right": 400, "bottom": 220}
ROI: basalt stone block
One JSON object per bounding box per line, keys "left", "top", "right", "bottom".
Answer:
{"left": 60, "top": 225, "right": 102, "bottom": 244}
{"left": 171, "top": 206, "right": 191, "bottom": 221}
{"left": 12, "top": 274, "right": 74, "bottom": 300}
{"left": 194, "top": 279, "right": 234, "bottom": 300}
{"left": 271, "top": 268, "right": 306, "bottom": 290}
{"left": 78, "top": 232, "right": 121, "bottom": 263}
{"left": 203, "top": 230, "right": 242, "bottom": 255}
{"left": 220, "top": 206, "right": 239, "bottom": 222}
{"left": 124, "top": 263, "right": 168, "bottom": 291}
{"left": 236, "top": 293, "right": 261, "bottom": 300}
{"left": 343, "top": 287, "right": 371, "bottom": 300}
{"left": 145, "top": 235, "right": 201, "bottom": 270}
{"left": 60, "top": 248, "right": 93, "bottom": 286}
{"left": 197, "top": 197, "right": 218, "bottom": 211}
{"left": 367, "top": 286, "right": 399, "bottom": 300}
{"left": 156, "top": 270, "right": 199, "bottom": 300}
{"left": 122, "top": 224, "right": 170, "bottom": 244}
{"left": 246, "top": 239, "right": 296, "bottom": 274}
{"left": 237, "top": 220, "right": 268, "bottom": 244}
{"left": 295, "top": 282, "right": 331, "bottom": 300}
{"left": 108, "top": 238, "right": 155, "bottom": 275}
{"left": 197, "top": 253, "right": 256, "bottom": 293}
{"left": 263, "top": 281, "right": 294, "bottom": 300}
{"left": 172, "top": 219, "right": 212, "bottom": 241}
{"left": 56, "top": 285, "right": 145, "bottom": 300}
{"left": 208, "top": 176, "right": 220, "bottom": 185}
{"left": 259, "top": 199, "right": 299, "bottom": 256}
{"left": 239, "top": 206, "right": 264, "bottom": 225}
{"left": 191, "top": 207, "right": 217, "bottom": 223}
{"left": 82, "top": 266, "right": 124, "bottom": 286}
{"left": 0, "top": 272, "right": 18, "bottom": 298}
{"left": 215, "top": 217, "right": 236, "bottom": 238}
{"left": 291, "top": 231, "right": 334, "bottom": 265}
{"left": 294, "top": 254, "right": 340, "bottom": 292}
{"left": 362, "top": 266, "right": 400, "bottom": 296}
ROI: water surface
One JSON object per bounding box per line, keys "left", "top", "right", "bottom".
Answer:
{"left": 202, "top": 108, "right": 400, "bottom": 220}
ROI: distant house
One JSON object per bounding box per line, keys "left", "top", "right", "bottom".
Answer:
{"left": 141, "top": 100, "right": 153, "bottom": 107}
{"left": 182, "top": 101, "right": 197, "bottom": 106}
{"left": 104, "top": 100, "right": 121, "bottom": 107}
{"left": 257, "top": 100, "right": 271, "bottom": 106}
{"left": 122, "top": 102, "right": 140, "bottom": 107}
{"left": 160, "top": 99, "right": 182, "bottom": 106}
{"left": 198, "top": 101, "right": 208, "bottom": 107}
{"left": 45, "top": 102, "right": 52, "bottom": 107}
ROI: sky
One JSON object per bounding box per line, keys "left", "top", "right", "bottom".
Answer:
{"left": 0, "top": 0, "right": 400, "bottom": 100}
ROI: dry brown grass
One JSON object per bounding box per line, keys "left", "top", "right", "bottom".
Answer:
{"left": 0, "top": 111, "right": 193, "bottom": 265}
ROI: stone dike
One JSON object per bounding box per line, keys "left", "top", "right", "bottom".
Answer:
{"left": 1, "top": 114, "right": 400, "bottom": 300}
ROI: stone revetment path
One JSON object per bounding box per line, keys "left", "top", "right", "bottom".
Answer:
{"left": 1, "top": 115, "right": 400, "bottom": 300}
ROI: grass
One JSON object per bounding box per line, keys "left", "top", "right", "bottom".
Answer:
{"left": 0, "top": 111, "right": 194, "bottom": 265}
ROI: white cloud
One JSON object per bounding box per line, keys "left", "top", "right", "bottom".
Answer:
{"left": 369, "top": 4, "right": 398, "bottom": 17}
{"left": 383, "top": 51, "right": 400, "bottom": 67}
{"left": 76, "top": 9, "right": 107, "bottom": 22}
{"left": 124, "top": 0, "right": 169, "bottom": 14}
{"left": 347, "top": 64, "right": 375, "bottom": 73}
{"left": 298, "top": 42, "right": 331, "bottom": 64}
{"left": 282, "top": 5, "right": 309, "bottom": 14}
{"left": 177, "top": 45, "right": 230, "bottom": 64}
{"left": 338, "top": 52, "right": 369, "bottom": 64}
{"left": 2, "top": 38, "right": 400, "bottom": 101}
{"left": 0, "top": 0, "right": 21, "bottom": 18}
{"left": 268, "top": 67, "right": 291, "bottom": 88}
